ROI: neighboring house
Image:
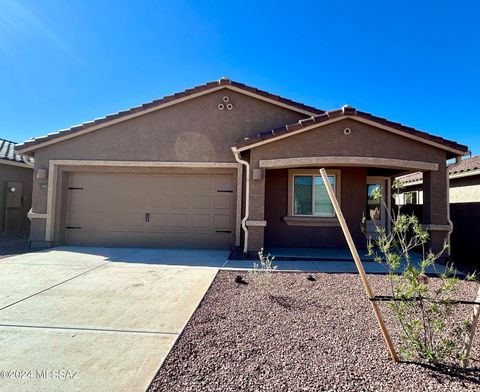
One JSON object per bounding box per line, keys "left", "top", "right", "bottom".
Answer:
{"left": 397, "top": 155, "right": 480, "bottom": 205}
{"left": 15, "top": 78, "right": 468, "bottom": 256}
{"left": 0, "top": 138, "right": 34, "bottom": 237}
{"left": 397, "top": 156, "right": 480, "bottom": 269}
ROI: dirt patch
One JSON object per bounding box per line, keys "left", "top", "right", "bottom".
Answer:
{"left": 149, "top": 271, "right": 480, "bottom": 391}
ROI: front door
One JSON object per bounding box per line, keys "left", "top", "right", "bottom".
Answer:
{"left": 366, "top": 178, "right": 388, "bottom": 239}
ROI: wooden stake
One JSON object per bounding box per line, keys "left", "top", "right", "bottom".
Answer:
{"left": 461, "top": 284, "right": 480, "bottom": 367}
{"left": 319, "top": 168, "right": 399, "bottom": 363}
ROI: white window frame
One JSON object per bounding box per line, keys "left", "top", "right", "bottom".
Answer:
{"left": 404, "top": 190, "right": 419, "bottom": 205}
{"left": 287, "top": 169, "right": 341, "bottom": 218}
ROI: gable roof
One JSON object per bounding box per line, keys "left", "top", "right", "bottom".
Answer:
{"left": 15, "top": 78, "right": 324, "bottom": 155}
{"left": 399, "top": 155, "right": 480, "bottom": 185}
{"left": 234, "top": 106, "right": 469, "bottom": 157}
{"left": 0, "top": 139, "right": 34, "bottom": 167}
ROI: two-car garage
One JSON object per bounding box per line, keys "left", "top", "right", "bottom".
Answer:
{"left": 62, "top": 170, "right": 238, "bottom": 249}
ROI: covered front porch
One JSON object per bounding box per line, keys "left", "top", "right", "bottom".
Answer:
{"left": 246, "top": 161, "right": 449, "bottom": 256}
{"left": 235, "top": 115, "right": 457, "bottom": 258}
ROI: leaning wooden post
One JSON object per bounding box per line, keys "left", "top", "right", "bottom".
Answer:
{"left": 319, "top": 168, "right": 399, "bottom": 363}
{"left": 461, "top": 284, "right": 480, "bottom": 367}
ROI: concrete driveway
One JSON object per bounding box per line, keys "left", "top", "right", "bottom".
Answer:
{"left": 0, "top": 246, "right": 227, "bottom": 392}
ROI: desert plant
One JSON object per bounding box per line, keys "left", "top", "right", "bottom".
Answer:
{"left": 364, "top": 180, "right": 477, "bottom": 366}
{"left": 250, "top": 248, "right": 277, "bottom": 295}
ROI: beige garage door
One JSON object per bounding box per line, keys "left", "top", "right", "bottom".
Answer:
{"left": 64, "top": 172, "right": 236, "bottom": 249}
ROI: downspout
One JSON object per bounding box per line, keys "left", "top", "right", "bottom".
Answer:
{"left": 446, "top": 164, "right": 453, "bottom": 256}
{"left": 231, "top": 147, "right": 250, "bottom": 254}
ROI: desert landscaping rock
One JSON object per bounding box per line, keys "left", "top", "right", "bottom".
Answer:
{"left": 149, "top": 271, "right": 480, "bottom": 391}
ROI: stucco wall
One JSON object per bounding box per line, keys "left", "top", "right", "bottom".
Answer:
{"left": 246, "top": 118, "right": 449, "bottom": 252}
{"left": 264, "top": 167, "right": 366, "bottom": 248}
{"left": 29, "top": 89, "right": 306, "bottom": 242}
{"left": 450, "top": 175, "right": 480, "bottom": 203}
{"left": 0, "top": 164, "right": 33, "bottom": 234}
{"left": 248, "top": 119, "right": 446, "bottom": 163}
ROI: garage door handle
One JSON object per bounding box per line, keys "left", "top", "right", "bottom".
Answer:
{"left": 66, "top": 226, "right": 82, "bottom": 229}
{"left": 216, "top": 230, "right": 231, "bottom": 233}
{"left": 145, "top": 213, "right": 150, "bottom": 222}
{"left": 217, "top": 190, "right": 233, "bottom": 193}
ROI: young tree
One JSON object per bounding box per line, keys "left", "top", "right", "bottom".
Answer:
{"left": 364, "top": 180, "right": 477, "bottom": 365}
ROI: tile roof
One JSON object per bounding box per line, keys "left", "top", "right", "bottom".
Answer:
{"left": 398, "top": 172, "right": 423, "bottom": 184}
{"left": 0, "top": 139, "right": 34, "bottom": 165}
{"left": 234, "top": 106, "right": 469, "bottom": 155}
{"left": 449, "top": 155, "right": 480, "bottom": 175}
{"left": 16, "top": 78, "right": 324, "bottom": 153}
{"left": 399, "top": 155, "right": 480, "bottom": 184}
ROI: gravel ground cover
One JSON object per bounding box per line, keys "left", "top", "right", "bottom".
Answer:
{"left": 149, "top": 271, "right": 480, "bottom": 392}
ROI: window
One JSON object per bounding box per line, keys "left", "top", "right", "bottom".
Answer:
{"left": 404, "top": 191, "right": 418, "bottom": 205}
{"left": 293, "top": 174, "right": 335, "bottom": 217}
{"left": 366, "top": 184, "right": 382, "bottom": 220}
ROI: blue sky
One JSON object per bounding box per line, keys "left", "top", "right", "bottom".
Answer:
{"left": 1, "top": 0, "right": 479, "bottom": 154}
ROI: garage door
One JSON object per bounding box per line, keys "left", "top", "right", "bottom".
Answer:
{"left": 64, "top": 172, "right": 236, "bottom": 249}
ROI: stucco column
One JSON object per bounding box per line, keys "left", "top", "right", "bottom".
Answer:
{"left": 247, "top": 164, "right": 266, "bottom": 253}
{"left": 422, "top": 162, "right": 449, "bottom": 255}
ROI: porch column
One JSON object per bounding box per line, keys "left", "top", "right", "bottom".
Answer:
{"left": 422, "top": 162, "right": 450, "bottom": 255}
{"left": 247, "top": 166, "right": 266, "bottom": 253}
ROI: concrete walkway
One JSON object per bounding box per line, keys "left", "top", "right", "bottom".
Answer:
{"left": 0, "top": 247, "right": 224, "bottom": 392}
{"left": 224, "top": 247, "right": 449, "bottom": 275}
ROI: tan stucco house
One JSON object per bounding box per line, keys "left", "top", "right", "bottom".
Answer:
{"left": 397, "top": 155, "right": 480, "bottom": 205}
{"left": 15, "top": 78, "right": 469, "bottom": 255}
{"left": 397, "top": 155, "right": 479, "bottom": 268}
{"left": 0, "top": 138, "right": 33, "bottom": 237}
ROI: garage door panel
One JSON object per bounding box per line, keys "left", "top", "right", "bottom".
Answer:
{"left": 104, "top": 213, "right": 126, "bottom": 228}
{"left": 67, "top": 210, "right": 101, "bottom": 228}
{"left": 167, "top": 176, "right": 186, "bottom": 190}
{"left": 210, "top": 233, "right": 232, "bottom": 249}
{"left": 64, "top": 172, "right": 236, "bottom": 249}
{"left": 212, "top": 176, "right": 233, "bottom": 191}
{"left": 149, "top": 195, "right": 169, "bottom": 208}
{"left": 65, "top": 227, "right": 84, "bottom": 243}
{"left": 124, "top": 211, "right": 148, "bottom": 228}
{"left": 193, "top": 195, "right": 211, "bottom": 209}
{"left": 213, "top": 215, "right": 231, "bottom": 230}
{"left": 213, "top": 195, "right": 232, "bottom": 210}
{"left": 192, "top": 214, "right": 210, "bottom": 229}
{"left": 168, "top": 213, "right": 189, "bottom": 228}
{"left": 169, "top": 195, "right": 189, "bottom": 209}
{"left": 190, "top": 176, "right": 212, "bottom": 191}
{"left": 149, "top": 213, "right": 168, "bottom": 227}
{"left": 67, "top": 190, "right": 89, "bottom": 208}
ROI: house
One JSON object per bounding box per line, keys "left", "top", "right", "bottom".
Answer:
{"left": 397, "top": 155, "right": 480, "bottom": 269}
{"left": 15, "top": 78, "right": 469, "bottom": 256}
{"left": 0, "top": 138, "right": 34, "bottom": 238}
{"left": 397, "top": 155, "right": 480, "bottom": 205}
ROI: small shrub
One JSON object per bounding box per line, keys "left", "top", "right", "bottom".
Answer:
{"left": 365, "top": 180, "right": 477, "bottom": 366}
{"left": 250, "top": 248, "right": 277, "bottom": 295}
